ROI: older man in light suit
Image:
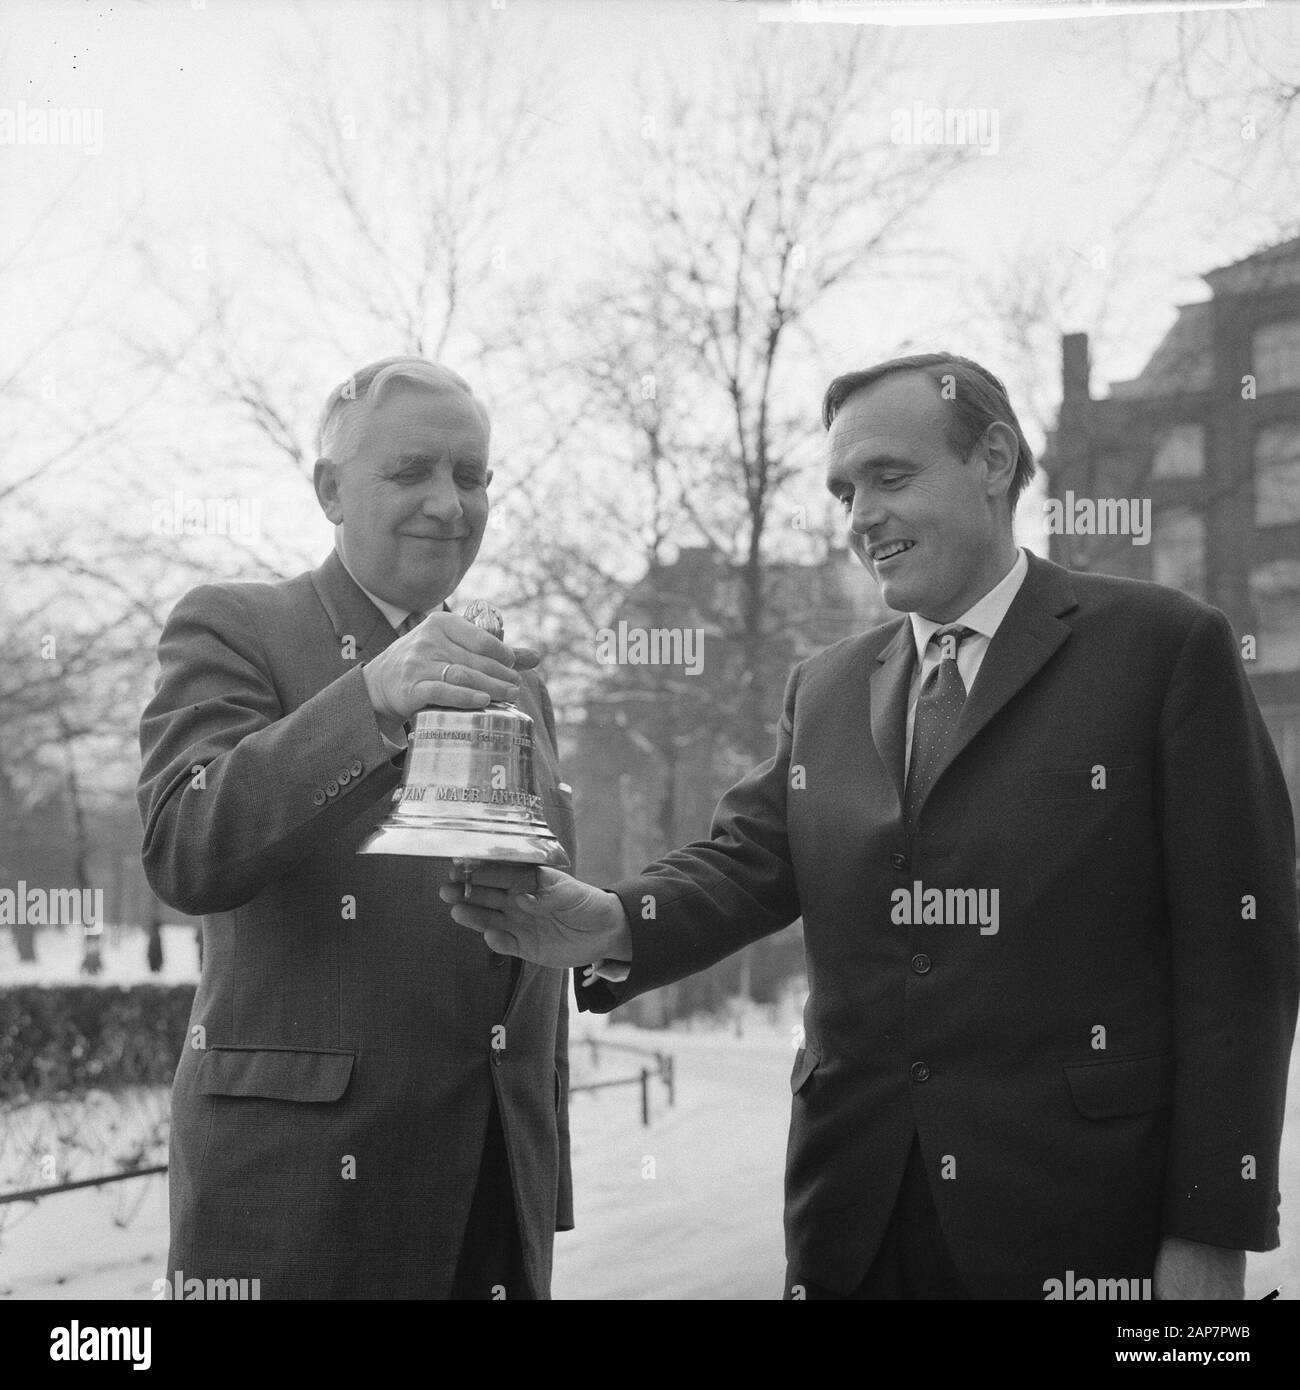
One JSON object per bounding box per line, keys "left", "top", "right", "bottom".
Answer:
{"left": 446, "top": 353, "right": 1298, "bottom": 1301}
{"left": 139, "top": 357, "right": 575, "bottom": 1299}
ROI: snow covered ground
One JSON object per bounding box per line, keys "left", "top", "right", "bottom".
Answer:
{"left": 554, "top": 1027, "right": 792, "bottom": 1300}
{"left": 0, "top": 923, "right": 201, "bottom": 988}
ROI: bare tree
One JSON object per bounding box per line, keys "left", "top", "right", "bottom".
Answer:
{"left": 504, "top": 30, "right": 980, "bottom": 1010}
{"left": 1114, "top": 5, "right": 1300, "bottom": 218}
{"left": 0, "top": 159, "right": 199, "bottom": 961}
{"left": 556, "top": 31, "right": 972, "bottom": 750}
{"left": 127, "top": 2, "right": 560, "bottom": 520}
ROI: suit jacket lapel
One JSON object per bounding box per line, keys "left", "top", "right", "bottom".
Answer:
{"left": 869, "top": 619, "right": 915, "bottom": 811}
{"left": 311, "top": 549, "right": 397, "bottom": 661}
{"left": 927, "top": 553, "right": 1078, "bottom": 797}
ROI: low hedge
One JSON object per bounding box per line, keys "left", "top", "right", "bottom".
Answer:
{"left": 0, "top": 984, "right": 196, "bottom": 1103}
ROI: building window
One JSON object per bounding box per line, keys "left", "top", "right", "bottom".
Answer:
{"left": 1151, "top": 508, "right": 1206, "bottom": 597}
{"left": 1254, "top": 423, "right": 1300, "bottom": 526}
{"left": 1151, "top": 423, "right": 1204, "bottom": 479}
{"left": 1253, "top": 320, "right": 1300, "bottom": 393}
{"left": 1250, "top": 561, "right": 1300, "bottom": 674}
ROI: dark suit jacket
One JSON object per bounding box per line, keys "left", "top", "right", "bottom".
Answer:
{"left": 578, "top": 552, "right": 1299, "bottom": 1298}
{"left": 138, "top": 550, "right": 576, "bottom": 1299}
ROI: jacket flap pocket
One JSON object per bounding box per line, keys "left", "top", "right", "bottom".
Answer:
{"left": 790, "top": 1046, "right": 820, "bottom": 1095}
{"left": 1064, "top": 1053, "right": 1173, "bottom": 1119}
{"left": 197, "top": 1046, "right": 356, "bottom": 1102}
{"left": 1025, "top": 764, "right": 1137, "bottom": 800}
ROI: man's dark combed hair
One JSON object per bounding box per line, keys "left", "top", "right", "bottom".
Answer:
{"left": 821, "top": 353, "right": 1036, "bottom": 512}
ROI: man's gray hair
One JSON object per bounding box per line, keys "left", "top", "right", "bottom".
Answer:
{"left": 316, "top": 357, "right": 490, "bottom": 465}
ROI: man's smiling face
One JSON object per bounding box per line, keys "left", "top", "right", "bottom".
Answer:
{"left": 825, "top": 371, "right": 1014, "bottom": 622}
{"left": 316, "top": 381, "right": 492, "bottom": 613}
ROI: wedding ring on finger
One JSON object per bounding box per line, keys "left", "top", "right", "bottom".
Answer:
{"left": 439, "top": 662, "right": 452, "bottom": 684}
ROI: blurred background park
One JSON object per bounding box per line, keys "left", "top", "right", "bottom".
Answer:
{"left": 2, "top": 0, "right": 1299, "bottom": 1298}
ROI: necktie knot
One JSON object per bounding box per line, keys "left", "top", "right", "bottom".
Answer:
{"left": 929, "top": 624, "right": 974, "bottom": 663}
{"left": 396, "top": 611, "right": 426, "bottom": 637}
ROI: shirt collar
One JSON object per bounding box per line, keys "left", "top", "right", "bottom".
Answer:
{"left": 909, "top": 547, "right": 1029, "bottom": 667}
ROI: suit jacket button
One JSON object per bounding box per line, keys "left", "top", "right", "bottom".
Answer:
{"left": 910, "top": 1061, "right": 931, "bottom": 1083}
{"left": 312, "top": 788, "right": 327, "bottom": 806}
{"left": 338, "top": 769, "right": 351, "bottom": 785}
{"left": 890, "top": 852, "right": 908, "bottom": 871}
{"left": 492, "top": 1049, "right": 504, "bottom": 1067}
{"left": 350, "top": 759, "right": 364, "bottom": 776}
{"left": 911, "top": 953, "right": 931, "bottom": 974}
{"left": 325, "top": 779, "right": 339, "bottom": 797}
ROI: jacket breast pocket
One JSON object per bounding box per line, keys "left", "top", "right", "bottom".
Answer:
{"left": 1024, "top": 764, "right": 1140, "bottom": 800}
{"left": 196, "top": 1045, "right": 356, "bottom": 1103}
{"left": 1064, "top": 1052, "right": 1174, "bottom": 1119}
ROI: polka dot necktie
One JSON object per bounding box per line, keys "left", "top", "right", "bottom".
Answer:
{"left": 903, "top": 625, "right": 975, "bottom": 831}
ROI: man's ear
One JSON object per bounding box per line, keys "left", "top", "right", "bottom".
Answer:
{"left": 314, "top": 457, "right": 344, "bottom": 525}
{"left": 980, "top": 423, "right": 1019, "bottom": 501}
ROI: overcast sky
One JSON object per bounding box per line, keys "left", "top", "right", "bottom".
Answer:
{"left": 8, "top": 1, "right": 1294, "bottom": 364}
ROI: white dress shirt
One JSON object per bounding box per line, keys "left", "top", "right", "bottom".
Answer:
{"left": 337, "top": 547, "right": 419, "bottom": 633}
{"left": 904, "top": 547, "right": 1028, "bottom": 780}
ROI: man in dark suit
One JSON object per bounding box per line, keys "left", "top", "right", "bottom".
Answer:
{"left": 444, "top": 353, "right": 1299, "bottom": 1300}
{"left": 138, "top": 356, "right": 576, "bottom": 1299}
